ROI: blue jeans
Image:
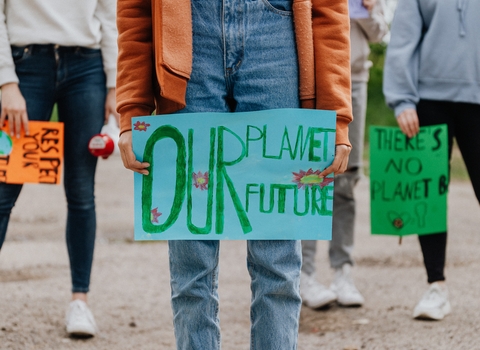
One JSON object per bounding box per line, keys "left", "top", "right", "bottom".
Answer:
{"left": 0, "top": 44, "right": 106, "bottom": 293}
{"left": 169, "top": 1, "right": 301, "bottom": 349}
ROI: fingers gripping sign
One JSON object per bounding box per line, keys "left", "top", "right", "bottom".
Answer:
{"left": 320, "top": 144, "right": 352, "bottom": 177}
{"left": 0, "top": 83, "right": 30, "bottom": 138}
{"left": 397, "top": 109, "right": 420, "bottom": 139}
{"left": 118, "top": 131, "right": 150, "bottom": 175}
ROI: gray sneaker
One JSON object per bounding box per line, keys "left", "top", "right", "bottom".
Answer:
{"left": 413, "top": 282, "right": 451, "bottom": 320}
{"left": 330, "top": 264, "right": 365, "bottom": 307}
{"left": 65, "top": 300, "right": 98, "bottom": 337}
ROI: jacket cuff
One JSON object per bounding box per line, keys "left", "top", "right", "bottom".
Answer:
{"left": 335, "top": 116, "right": 351, "bottom": 147}
{"left": 119, "top": 105, "right": 154, "bottom": 135}
{"left": 394, "top": 102, "right": 416, "bottom": 118}
{"left": 0, "top": 66, "right": 19, "bottom": 88}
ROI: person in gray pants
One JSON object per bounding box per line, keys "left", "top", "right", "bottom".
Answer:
{"left": 300, "top": 0, "right": 389, "bottom": 309}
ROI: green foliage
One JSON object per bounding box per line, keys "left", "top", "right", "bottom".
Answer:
{"left": 50, "top": 104, "right": 58, "bottom": 122}
{"left": 365, "top": 43, "right": 396, "bottom": 140}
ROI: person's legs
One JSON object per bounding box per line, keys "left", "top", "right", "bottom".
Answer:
{"left": 329, "top": 171, "right": 359, "bottom": 268}
{"left": 416, "top": 99, "right": 455, "bottom": 284}
{"left": 417, "top": 233, "right": 447, "bottom": 283}
{"left": 453, "top": 102, "right": 480, "bottom": 203}
{"left": 55, "top": 46, "right": 105, "bottom": 336}
{"left": 414, "top": 101, "right": 480, "bottom": 321}
{"left": 231, "top": 1, "right": 304, "bottom": 346}
{"left": 0, "top": 45, "right": 56, "bottom": 251}
{"left": 327, "top": 81, "right": 366, "bottom": 306}
{"left": 173, "top": 1, "right": 302, "bottom": 348}
{"left": 0, "top": 184, "right": 22, "bottom": 250}
{"left": 328, "top": 171, "right": 365, "bottom": 306}
{"left": 247, "top": 240, "right": 301, "bottom": 350}
{"left": 342, "top": 81, "right": 367, "bottom": 172}
{"left": 415, "top": 101, "right": 480, "bottom": 285}
{"left": 301, "top": 240, "right": 317, "bottom": 276}
{"left": 412, "top": 99, "right": 455, "bottom": 320}
{"left": 56, "top": 47, "right": 105, "bottom": 295}
{"left": 169, "top": 240, "right": 221, "bottom": 350}
{"left": 328, "top": 81, "right": 366, "bottom": 268}
{"left": 181, "top": 0, "right": 302, "bottom": 347}
{"left": 233, "top": 1, "right": 302, "bottom": 348}
{"left": 168, "top": 1, "right": 232, "bottom": 347}
{"left": 300, "top": 239, "right": 337, "bottom": 309}
{"left": 167, "top": 1, "right": 228, "bottom": 348}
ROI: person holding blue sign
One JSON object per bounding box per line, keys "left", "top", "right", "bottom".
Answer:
{"left": 116, "top": 0, "right": 353, "bottom": 348}
{"left": 301, "top": 0, "right": 388, "bottom": 309}
{"left": 384, "top": 0, "right": 480, "bottom": 320}
{"left": 0, "top": 0, "right": 118, "bottom": 337}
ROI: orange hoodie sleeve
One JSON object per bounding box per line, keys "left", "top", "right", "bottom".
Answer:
{"left": 116, "top": 0, "right": 156, "bottom": 134}
{"left": 311, "top": 0, "right": 353, "bottom": 147}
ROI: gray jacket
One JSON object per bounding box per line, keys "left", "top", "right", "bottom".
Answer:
{"left": 383, "top": 0, "right": 480, "bottom": 116}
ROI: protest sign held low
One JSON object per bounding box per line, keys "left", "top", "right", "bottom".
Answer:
{"left": 369, "top": 125, "right": 448, "bottom": 236}
{"left": 0, "top": 121, "right": 64, "bottom": 185}
{"left": 132, "top": 108, "right": 336, "bottom": 240}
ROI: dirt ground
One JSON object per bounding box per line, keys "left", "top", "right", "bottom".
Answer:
{"left": 1, "top": 154, "right": 479, "bottom": 350}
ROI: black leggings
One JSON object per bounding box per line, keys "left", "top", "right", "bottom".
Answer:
{"left": 416, "top": 100, "right": 480, "bottom": 283}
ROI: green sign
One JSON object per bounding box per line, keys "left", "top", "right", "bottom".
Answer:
{"left": 369, "top": 125, "right": 448, "bottom": 236}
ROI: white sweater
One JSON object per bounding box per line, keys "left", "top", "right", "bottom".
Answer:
{"left": 0, "top": 0, "right": 117, "bottom": 88}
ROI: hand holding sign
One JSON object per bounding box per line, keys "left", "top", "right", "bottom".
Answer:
{"left": 397, "top": 108, "right": 420, "bottom": 139}
{"left": 0, "top": 83, "right": 29, "bottom": 138}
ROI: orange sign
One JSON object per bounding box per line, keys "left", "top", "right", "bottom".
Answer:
{"left": 0, "top": 121, "right": 64, "bottom": 184}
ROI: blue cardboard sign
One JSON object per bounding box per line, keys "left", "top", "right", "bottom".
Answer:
{"left": 132, "top": 108, "right": 336, "bottom": 240}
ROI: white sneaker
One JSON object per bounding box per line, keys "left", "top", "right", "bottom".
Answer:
{"left": 330, "top": 264, "right": 365, "bottom": 307}
{"left": 413, "top": 282, "right": 451, "bottom": 320}
{"left": 300, "top": 272, "right": 337, "bottom": 309}
{"left": 65, "top": 300, "right": 98, "bottom": 337}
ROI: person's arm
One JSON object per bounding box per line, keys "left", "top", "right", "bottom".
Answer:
{"left": 0, "top": 83, "right": 28, "bottom": 138}
{"left": 0, "top": 0, "right": 17, "bottom": 88}
{"left": 356, "top": 0, "right": 389, "bottom": 44}
{"left": 116, "top": 0, "right": 156, "bottom": 132}
{"left": 311, "top": 0, "right": 352, "bottom": 175}
{"left": 383, "top": 0, "right": 423, "bottom": 136}
{"left": 0, "top": 0, "right": 29, "bottom": 138}
{"left": 104, "top": 88, "right": 119, "bottom": 124}
{"left": 116, "top": 0, "right": 155, "bottom": 174}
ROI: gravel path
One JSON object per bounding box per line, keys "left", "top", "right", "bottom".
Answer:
{"left": 1, "top": 155, "right": 479, "bottom": 349}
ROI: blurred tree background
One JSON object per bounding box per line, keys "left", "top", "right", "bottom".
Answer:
{"left": 365, "top": 43, "right": 396, "bottom": 138}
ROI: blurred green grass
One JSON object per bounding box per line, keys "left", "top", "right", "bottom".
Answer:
{"left": 364, "top": 44, "right": 469, "bottom": 182}
{"left": 50, "top": 104, "right": 58, "bottom": 122}
{"left": 365, "top": 43, "right": 397, "bottom": 138}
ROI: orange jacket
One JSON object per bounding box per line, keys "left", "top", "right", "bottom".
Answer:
{"left": 116, "top": 0, "right": 352, "bottom": 146}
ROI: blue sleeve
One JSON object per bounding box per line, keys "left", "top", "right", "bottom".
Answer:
{"left": 383, "top": 0, "right": 424, "bottom": 117}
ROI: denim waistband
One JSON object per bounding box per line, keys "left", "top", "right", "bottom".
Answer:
{"left": 10, "top": 44, "right": 99, "bottom": 54}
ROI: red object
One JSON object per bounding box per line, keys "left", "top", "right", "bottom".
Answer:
{"left": 88, "top": 134, "right": 114, "bottom": 159}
